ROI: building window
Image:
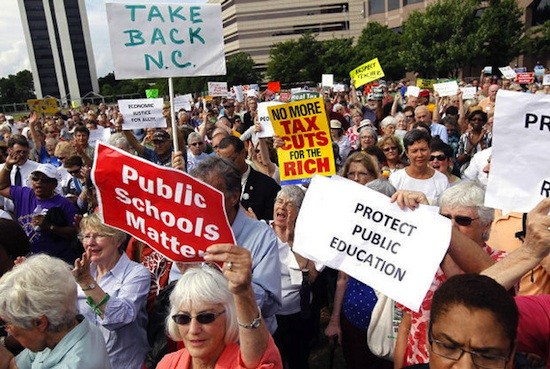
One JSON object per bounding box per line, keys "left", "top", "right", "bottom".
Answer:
{"left": 369, "top": 0, "right": 385, "bottom": 15}
{"left": 403, "top": 0, "right": 423, "bottom": 5}
{"left": 388, "top": 0, "right": 400, "bottom": 11}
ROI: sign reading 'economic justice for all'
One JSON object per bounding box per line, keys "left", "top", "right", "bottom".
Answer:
{"left": 267, "top": 97, "right": 336, "bottom": 185}
{"left": 92, "top": 143, "right": 236, "bottom": 262}
{"left": 293, "top": 175, "right": 451, "bottom": 312}
{"left": 118, "top": 98, "right": 166, "bottom": 130}
{"left": 106, "top": 3, "right": 226, "bottom": 79}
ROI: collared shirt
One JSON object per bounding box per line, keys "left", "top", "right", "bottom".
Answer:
{"left": 78, "top": 253, "right": 151, "bottom": 369}
{"left": 429, "top": 122, "right": 449, "bottom": 143}
{"left": 141, "top": 146, "right": 173, "bottom": 166}
{"left": 16, "top": 318, "right": 112, "bottom": 369}
{"left": 0, "top": 159, "right": 40, "bottom": 215}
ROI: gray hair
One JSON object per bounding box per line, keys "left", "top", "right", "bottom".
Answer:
{"left": 366, "top": 179, "right": 396, "bottom": 197}
{"left": 166, "top": 266, "right": 238, "bottom": 344}
{"left": 438, "top": 180, "right": 494, "bottom": 229}
{"left": 79, "top": 213, "right": 128, "bottom": 246}
{"left": 380, "top": 116, "right": 397, "bottom": 129}
{"left": 187, "top": 132, "right": 202, "bottom": 145}
{"left": 276, "top": 185, "right": 306, "bottom": 209}
{"left": 0, "top": 254, "right": 77, "bottom": 332}
{"left": 109, "top": 133, "right": 131, "bottom": 151}
{"left": 360, "top": 126, "right": 378, "bottom": 141}
{"left": 190, "top": 156, "right": 241, "bottom": 197}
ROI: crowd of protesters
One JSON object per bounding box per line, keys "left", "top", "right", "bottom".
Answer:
{"left": 0, "top": 71, "right": 549, "bottom": 369}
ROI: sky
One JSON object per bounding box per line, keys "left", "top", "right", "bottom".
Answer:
{"left": 1, "top": 0, "right": 206, "bottom": 79}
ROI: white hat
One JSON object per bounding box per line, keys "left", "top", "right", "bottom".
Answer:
{"left": 359, "top": 119, "right": 373, "bottom": 130}
{"left": 330, "top": 119, "right": 342, "bottom": 129}
{"left": 33, "top": 164, "right": 61, "bottom": 182}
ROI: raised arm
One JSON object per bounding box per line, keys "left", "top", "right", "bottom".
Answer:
{"left": 116, "top": 114, "right": 145, "bottom": 156}
{"left": 0, "top": 152, "right": 17, "bottom": 198}
{"left": 28, "top": 112, "right": 43, "bottom": 154}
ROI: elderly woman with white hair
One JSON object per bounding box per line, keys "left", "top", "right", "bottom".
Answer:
{"left": 186, "top": 131, "right": 209, "bottom": 172}
{"left": 156, "top": 244, "right": 282, "bottom": 369}
{"left": 393, "top": 181, "right": 507, "bottom": 369}
{"left": 0, "top": 254, "right": 111, "bottom": 369}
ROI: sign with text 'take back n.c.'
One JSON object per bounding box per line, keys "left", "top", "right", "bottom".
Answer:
{"left": 106, "top": 3, "right": 226, "bottom": 79}
{"left": 92, "top": 142, "right": 236, "bottom": 262}
{"left": 485, "top": 90, "right": 550, "bottom": 212}
{"left": 293, "top": 175, "right": 451, "bottom": 312}
{"left": 267, "top": 97, "right": 336, "bottom": 185}
{"left": 350, "top": 58, "right": 385, "bottom": 88}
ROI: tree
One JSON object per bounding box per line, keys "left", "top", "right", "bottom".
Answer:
{"left": 319, "top": 37, "right": 355, "bottom": 82}
{"left": 0, "top": 70, "right": 36, "bottom": 104}
{"left": 225, "top": 52, "right": 262, "bottom": 86}
{"left": 353, "top": 22, "right": 404, "bottom": 80}
{"left": 526, "top": 20, "right": 550, "bottom": 59}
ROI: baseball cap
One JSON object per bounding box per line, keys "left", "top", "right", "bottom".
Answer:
{"left": 32, "top": 164, "right": 61, "bottom": 182}
{"left": 152, "top": 130, "right": 171, "bottom": 142}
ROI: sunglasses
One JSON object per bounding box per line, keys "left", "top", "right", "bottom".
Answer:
{"left": 430, "top": 155, "right": 447, "bottom": 161}
{"left": 67, "top": 168, "right": 81, "bottom": 175}
{"left": 171, "top": 310, "right": 225, "bottom": 325}
{"left": 190, "top": 142, "right": 203, "bottom": 147}
{"left": 383, "top": 146, "right": 398, "bottom": 152}
{"left": 440, "top": 214, "right": 479, "bottom": 226}
{"left": 30, "top": 174, "right": 56, "bottom": 183}
{"left": 405, "top": 115, "right": 414, "bottom": 119}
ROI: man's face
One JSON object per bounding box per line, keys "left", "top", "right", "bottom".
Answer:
{"left": 8, "top": 144, "right": 30, "bottom": 166}
{"left": 153, "top": 139, "right": 172, "bottom": 156}
{"left": 74, "top": 132, "right": 89, "bottom": 146}
{"left": 415, "top": 108, "right": 431, "bottom": 124}
{"left": 217, "top": 144, "right": 246, "bottom": 173}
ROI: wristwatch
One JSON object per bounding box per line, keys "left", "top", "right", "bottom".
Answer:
{"left": 238, "top": 307, "right": 262, "bottom": 329}
{"left": 81, "top": 282, "right": 96, "bottom": 291}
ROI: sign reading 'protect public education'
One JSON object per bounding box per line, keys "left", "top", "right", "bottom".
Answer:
{"left": 92, "top": 143, "right": 236, "bottom": 262}
{"left": 106, "top": 3, "right": 226, "bottom": 79}
{"left": 267, "top": 97, "right": 336, "bottom": 185}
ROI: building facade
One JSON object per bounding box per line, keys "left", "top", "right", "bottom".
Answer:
{"left": 18, "top": 0, "right": 98, "bottom": 104}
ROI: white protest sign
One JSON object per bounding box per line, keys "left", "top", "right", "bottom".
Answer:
{"left": 174, "top": 94, "right": 193, "bottom": 112}
{"left": 322, "top": 74, "right": 334, "bottom": 87}
{"left": 405, "top": 86, "right": 420, "bottom": 97}
{"left": 233, "top": 85, "right": 244, "bottom": 102}
{"left": 499, "top": 66, "right": 517, "bottom": 80}
{"left": 294, "top": 175, "right": 451, "bottom": 312}
{"left": 433, "top": 81, "right": 458, "bottom": 97}
{"left": 208, "top": 82, "right": 228, "bottom": 97}
{"left": 106, "top": 3, "right": 226, "bottom": 79}
{"left": 88, "top": 126, "right": 110, "bottom": 147}
{"left": 257, "top": 101, "right": 283, "bottom": 138}
{"left": 485, "top": 90, "right": 550, "bottom": 212}
{"left": 543, "top": 74, "right": 550, "bottom": 86}
{"left": 333, "top": 84, "right": 345, "bottom": 92}
{"left": 119, "top": 98, "right": 166, "bottom": 130}
{"left": 460, "top": 86, "right": 477, "bottom": 100}
{"left": 290, "top": 87, "right": 302, "bottom": 94}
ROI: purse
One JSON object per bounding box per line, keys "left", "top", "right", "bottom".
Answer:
{"left": 367, "top": 290, "right": 401, "bottom": 361}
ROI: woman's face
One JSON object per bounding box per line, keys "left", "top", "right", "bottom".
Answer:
{"left": 429, "top": 304, "right": 513, "bottom": 369}
{"left": 351, "top": 114, "right": 362, "bottom": 126}
{"left": 189, "top": 139, "right": 205, "bottom": 156}
{"left": 382, "top": 142, "right": 399, "bottom": 162}
{"left": 346, "top": 161, "right": 375, "bottom": 185}
{"left": 360, "top": 132, "right": 376, "bottom": 149}
{"left": 273, "top": 195, "right": 299, "bottom": 228}
{"left": 81, "top": 230, "right": 121, "bottom": 266}
{"left": 382, "top": 124, "right": 396, "bottom": 136}
{"left": 396, "top": 116, "right": 406, "bottom": 130}
{"left": 439, "top": 205, "right": 488, "bottom": 246}
{"left": 178, "top": 302, "right": 227, "bottom": 365}
{"left": 406, "top": 140, "right": 430, "bottom": 169}
{"left": 429, "top": 150, "right": 450, "bottom": 175}
{"left": 469, "top": 114, "right": 486, "bottom": 131}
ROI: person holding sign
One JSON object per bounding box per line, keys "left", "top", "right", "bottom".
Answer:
{"left": 156, "top": 247, "right": 282, "bottom": 369}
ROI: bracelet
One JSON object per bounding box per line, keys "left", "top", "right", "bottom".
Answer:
{"left": 237, "top": 306, "right": 262, "bottom": 329}
{"left": 86, "top": 293, "right": 110, "bottom": 315}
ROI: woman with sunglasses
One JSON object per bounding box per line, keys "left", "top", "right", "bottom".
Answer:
{"left": 72, "top": 213, "right": 151, "bottom": 369}
{"left": 186, "top": 132, "right": 209, "bottom": 172}
{"left": 157, "top": 244, "right": 282, "bottom": 369}
{"left": 377, "top": 135, "right": 407, "bottom": 176}
{"left": 428, "top": 140, "right": 460, "bottom": 185}
{"left": 456, "top": 110, "right": 490, "bottom": 175}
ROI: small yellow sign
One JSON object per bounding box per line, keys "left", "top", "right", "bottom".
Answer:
{"left": 27, "top": 98, "right": 60, "bottom": 114}
{"left": 350, "top": 58, "right": 385, "bottom": 88}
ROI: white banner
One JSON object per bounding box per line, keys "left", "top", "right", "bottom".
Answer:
{"left": 257, "top": 101, "right": 283, "bottom": 138}
{"left": 485, "top": 90, "right": 550, "bottom": 212}
{"left": 174, "top": 94, "right": 193, "bottom": 112}
{"left": 333, "top": 84, "right": 345, "bottom": 92}
{"left": 433, "top": 81, "right": 458, "bottom": 97}
{"left": 460, "top": 86, "right": 477, "bottom": 100}
{"left": 119, "top": 98, "right": 166, "bottom": 130}
{"left": 208, "top": 81, "right": 228, "bottom": 97}
{"left": 405, "top": 86, "right": 420, "bottom": 97}
{"left": 294, "top": 175, "right": 451, "bottom": 312}
{"left": 106, "top": 3, "right": 226, "bottom": 79}
{"left": 322, "top": 74, "right": 334, "bottom": 87}
{"left": 499, "top": 66, "right": 517, "bottom": 80}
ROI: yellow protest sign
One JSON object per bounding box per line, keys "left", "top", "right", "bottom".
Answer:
{"left": 416, "top": 78, "right": 437, "bottom": 90}
{"left": 268, "top": 97, "right": 336, "bottom": 185}
{"left": 27, "top": 98, "right": 59, "bottom": 114}
{"left": 350, "top": 58, "right": 385, "bottom": 88}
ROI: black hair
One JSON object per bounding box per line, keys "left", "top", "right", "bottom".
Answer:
{"left": 218, "top": 135, "right": 245, "bottom": 153}
{"left": 430, "top": 140, "right": 453, "bottom": 159}
{"left": 403, "top": 128, "right": 431, "bottom": 152}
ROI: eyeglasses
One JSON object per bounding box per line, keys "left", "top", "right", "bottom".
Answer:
{"left": 440, "top": 214, "right": 479, "bottom": 226}
{"left": 190, "top": 142, "right": 203, "bottom": 147}
{"left": 171, "top": 310, "right": 225, "bottom": 325}
{"left": 383, "top": 146, "right": 398, "bottom": 152}
{"left": 78, "top": 233, "right": 110, "bottom": 242}
{"left": 430, "top": 154, "right": 447, "bottom": 161}
{"left": 30, "top": 175, "right": 56, "bottom": 183}
{"left": 67, "top": 168, "right": 81, "bottom": 175}
{"left": 347, "top": 171, "right": 373, "bottom": 179}
{"left": 405, "top": 115, "right": 414, "bottom": 119}
{"left": 429, "top": 335, "right": 510, "bottom": 369}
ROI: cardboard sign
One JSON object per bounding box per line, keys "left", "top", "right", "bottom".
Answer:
{"left": 145, "top": 89, "right": 159, "bottom": 98}
{"left": 499, "top": 66, "right": 517, "bottom": 80}
{"left": 27, "top": 98, "right": 59, "bottom": 114}
{"left": 350, "top": 58, "right": 385, "bottom": 88}
{"left": 208, "top": 82, "right": 228, "bottom": 97}
{"left": 333, "top": 84, "right": 345, "bottom": 92}
{"left": 290, "top": 91, "right": 320, "bottom": 102}
{"left": 92, "top": 143, "right": 236, "bottom": 262}
{"left": 267, "top": 81, "right": 281, "bottom": 93}
{"left": 257, "top": 101, "right": 283, "bottom": 138}
{"left": 416, "top": 78, "right": 437, "bottom": 90}
{"left": 233, "top": 85, "right": 244, "bottom": 102}
{"left": 515, "top": 72, "right": 535, "bottom": 84}
{"left": 119, "top": 98, "right": 166, "bottom": 130}
{"left": 322, "top": 74, "right": 334, "bottom": 87}
{"left": 267, "top": 97, "right": 336, "bottom": 185}
{"left": 460, "top": 86, "right": 477, "bottom": 100}
{"left": 106, "top": 3, "right": 226, "bottom": 79}
{"left": 371, "top": 86, "right": 384, "bottom": 100}
{"left": 294, "top": 175, "right": 451, "bottom": 312}
{"left": 173, "top": 94, "right": 193, "bottom": 112}
{"left": 543, "top": 74, "right": 550, "bottom": 86}
{"left": 433, "top": 81, "right": 459, "bottom": 97}
{"left": 88, "top": 126, "right": 111, "bottom": 147}
{"left": 485, "top": 90, "right": 550, "bottom": 212}
{"left": 405, "top": 86, "right": 420, "bottom": 97}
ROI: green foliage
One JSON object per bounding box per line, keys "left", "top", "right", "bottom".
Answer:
{"left": 0, "top": 70, "right": 36, "bottom": 104}
{"left": 525, "top": 20, "right": 550, "bottom": 59}
{"left": 319, "top": 37, "right": 355, "bottom": 81}
{"left": 225, "top": 52, "right": 262, "bottom": 86}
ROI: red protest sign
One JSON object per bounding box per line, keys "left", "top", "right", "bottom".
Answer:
{"left": 267, "top": 81, "right": 281, "bottom": 93}
{"left": 92, "top": 143, "right": 235, "bottom": 262}
{"left": 515, "top": 72, "right": 535, "bottom": 84}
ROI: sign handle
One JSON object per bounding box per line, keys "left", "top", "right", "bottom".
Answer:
{"left": 168, "top": 77, "right": 179, "bottom": 152}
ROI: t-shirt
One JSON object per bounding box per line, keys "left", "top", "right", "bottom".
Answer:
{"left": 389, "top": 169, "right": 449, "bottom": 204}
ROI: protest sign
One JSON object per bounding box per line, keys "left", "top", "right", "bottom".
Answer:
{"left": 516, "top": 72, "right": 535, "bottom": 84}
{"left": 119, "top": 98, "right": 166, "bottom": 130}
{"left": 88, "top": 126, "right": 111, "bottom": 147}
{"left": 405, "top": 86, "right": 420, "bottom": 97}
{"left": 279, "top": 92, "right": 291, "bottom": 102}
{"left": 233, "top": 85, "right": 244, "bottom": 102}
{"left": 208, "top": 82, "right": 228, "bottom": 96}
{"left": 267, "top": 97, "right": 335, "bottom": 185}
{"left": 290, "top": 87, "right": 302, "bottom": 94}
{"left": 350, "top": 58, "right": 385, "bottom": 88}
{"left": 257, "top": 101, "right": 283, "bottom": 138}
{"left": 106, "top": 3, "right": 226, "bottom": 79}
{"left": 267, "top": 81, "right": 281, "bottom": 93}
{"left": 483, "top": 66, "right": 493, "bottom": 74}
{"left": 322, "top": 74, "right": 334, "bottom": 87}
{"left": 333, "top": 84, "right": 345, "bottom": 92}
{"left": 544, "top": 74, "right": 550, "bottom": 86}
{"left": 93, "top": 142, "right": 236, "bottom": 262}
{"left": 294, "top": 175, "right": 451, "bottom": 312}
{"left": 485, "top": 90, "right": 550, "bottom": 212}
{"left": 290, "top": 91, "right": 320, "bottom": 102}
{"left": 174, "top": 94, "right": 193, "bottom": 112}
{"left": 499, "top": 66, "right": 517, "bottom": 80}
{"left": 433, "top": 81, "right": 458, "bottom": 97}
{"left": 416, "top": 78, "right": 437, "bottom": 90}
{"left": 371, "top": 86, "right": 384, "bottom": 100}
{"left": 460, "top": 86, "right": 477, "bottom": 100}
{"left": 145, "top": 89, "right": 159, "bottom": 98}
{"left": 27, "top": 98, "right": 59, "bottom": 114}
